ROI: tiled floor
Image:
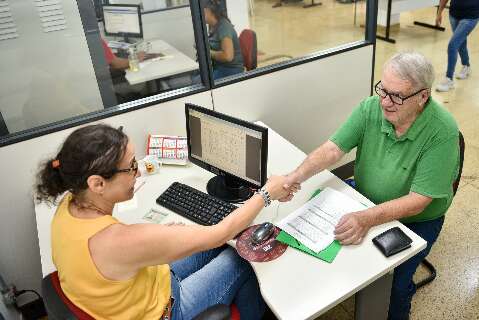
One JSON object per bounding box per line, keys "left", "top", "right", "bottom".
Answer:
{"left": 252, "top": 1, "right": 479, "bottom": 319}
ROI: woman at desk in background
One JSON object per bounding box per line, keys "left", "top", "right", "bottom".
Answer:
{"left": 203, "top": 0, "right": 244, "bottom": 79}
{"left": 101, "top": 38, "right": 146, "bottom": 71}
{"left": 35, "top": 124, "right": 293, "bottom": 320}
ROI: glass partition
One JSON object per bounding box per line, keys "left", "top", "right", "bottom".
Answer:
{"left": 208, "top": 0, "right": 369, "bottom": 84}
{"left": 0, "top": 0, "right": 203, "bottom": 141}
{"left": 0, "top": 0, "right": 376, "bottom": 146}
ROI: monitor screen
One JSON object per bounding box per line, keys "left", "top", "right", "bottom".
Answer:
{"left": 185, "top": 104, "right": 268, "bottom": 195}
{"left": 103, "top": 4, "right": 142, "bottom": 38}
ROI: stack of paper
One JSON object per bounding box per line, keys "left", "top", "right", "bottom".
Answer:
{"left": 276, "top": 187, "right": 366, "bottom": 260}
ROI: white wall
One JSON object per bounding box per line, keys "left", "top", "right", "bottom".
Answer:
{"left": 212, "top": 45, "right": 373, "bottom": 168}
{"left": 377, "top": 0, "right": 439, "bottom": 26}
{"left": 226, "top": 0, "right": 250, "bottom": 34}
{"left": 0, "top": 92, "right": 213, "bottom": 294}
{"left": 142, "top": 7, "right": 197, "bottom": 59}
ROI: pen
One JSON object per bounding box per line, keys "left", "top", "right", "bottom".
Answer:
{"left": 134, "top": 181, "right": 146, "bottom": 193}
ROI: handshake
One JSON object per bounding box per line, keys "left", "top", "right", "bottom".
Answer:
{"left": 262, "top": 171, "right": 303, "bottom": 203}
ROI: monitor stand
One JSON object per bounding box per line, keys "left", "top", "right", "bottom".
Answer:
{"left": 207, "top": 175, "right": 254, "bottom": 203}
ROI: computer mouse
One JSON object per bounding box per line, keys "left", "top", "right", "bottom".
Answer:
{"left": 251, "top": 222, "right": 275, "bottom": 246}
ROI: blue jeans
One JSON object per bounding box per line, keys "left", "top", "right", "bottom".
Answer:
{"left": 446, "top": 15, "right": 479, "bottom": 79}
{"left": 387, "top": 216, "right": 445, "bottom": 320}
{"left": 212, "top": 65, "right": 244, "bottom": 80}
{"left": 169, "top": 246, "right": 265, "bottom": 320}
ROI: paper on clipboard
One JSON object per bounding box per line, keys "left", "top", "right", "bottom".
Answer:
{"left": 277, "top": 187, "right": 365, "bottom": 253}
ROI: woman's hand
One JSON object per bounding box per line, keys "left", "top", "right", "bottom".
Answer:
{"left": 435, "top": 12, "right": 443, "bottom": 26}
{"left": 278, "top": 172, "right": 302, "bottom": 202}
{"left": 263, "top": 175, "right": 295, "bottom": 201}
{"left": 137, "top": 51, "right": 146, "bottom": 62}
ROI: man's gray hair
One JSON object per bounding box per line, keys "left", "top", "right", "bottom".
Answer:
{"left": 384, "top": 51, "right": 435, "bottom": 90}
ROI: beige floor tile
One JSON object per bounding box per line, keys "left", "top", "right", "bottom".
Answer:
{"left": 411, "top": 183, "right": 479, "bottom": 320}
{"left": 459, "top": 142, "right": 479, "bottom": 185}
{"left": 314, "top": 299, "right": 353, "bottom": 320}
{"left": 468, "top": 180, "right": 479, "bottom": 193}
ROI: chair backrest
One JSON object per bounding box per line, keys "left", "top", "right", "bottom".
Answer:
{"left": 42, "top": 271, "right": 94, "bottom": 320}
{"left": 452, "top": 131, "right": 465, "bottom": 195}
{"left": 239, "top": 29, "right": 257, "bottom": 71}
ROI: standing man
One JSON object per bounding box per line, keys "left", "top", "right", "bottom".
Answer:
{"left": 283, "top": 52, "right": 460, "bottom": 320}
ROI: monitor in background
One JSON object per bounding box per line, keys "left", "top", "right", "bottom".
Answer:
{"left": 102, "top": 4, "right": 142, "bottom": 43}
{"left": 185, "top": 103, "right": 268, "bottom": 202}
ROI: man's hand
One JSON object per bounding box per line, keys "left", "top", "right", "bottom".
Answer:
{"left": 278, "top": 173, "right": 302, "bottom": 202}
{"left": 334, "top": 211, "right": 370, "bottom": 245}
{"left": 264, "top": 175, "right": 297, "bottom": 201}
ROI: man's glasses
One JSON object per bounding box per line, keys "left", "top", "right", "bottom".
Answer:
{"left": 113, "top": 159, "right": 138, "bottom": 175}
{"left": 374, "top": 81, "right": 426, "bottom": 105}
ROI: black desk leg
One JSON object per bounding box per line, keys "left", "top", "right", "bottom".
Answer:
{"left": 303, "top": 0, "right": 322, "bottom": 8}
{"left": 413, "top": 21, "right": 445, "bottom": 31}
{"left": 377, "top": 0, "right": 396, "bottom": 43}
{"left": 414, "top": 6, "right": 446, "bottom": 31}
{"left": 355, "top": 272, "right": 393, "bottom": 320}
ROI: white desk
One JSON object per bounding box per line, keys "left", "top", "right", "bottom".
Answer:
{"left": 125, "top": 39, "right": 198, "bottom": 85}
{"left": 35, "top": 123, "right": 426, "bottom": 320}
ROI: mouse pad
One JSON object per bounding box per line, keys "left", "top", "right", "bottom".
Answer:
{"left": 236, "top": 225, "right": 287, "bottom": 262}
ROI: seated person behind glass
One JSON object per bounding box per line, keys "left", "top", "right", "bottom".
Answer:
{"left": 203, "top": 0, "right": 244, "bottom": 79}
{"left": 101, "top": 38, "right": 146, "bottom": 71}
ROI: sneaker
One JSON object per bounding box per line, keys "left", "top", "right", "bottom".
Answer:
{"left": 456, "top": 65, "right": 471, "bottom": 80}
{"left": 436, "top": 77, "right": 454, "bottom": 92}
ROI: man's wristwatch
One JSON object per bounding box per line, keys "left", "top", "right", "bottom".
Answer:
{"left": 256, "top": 187, "right": 272, "bottom": 207}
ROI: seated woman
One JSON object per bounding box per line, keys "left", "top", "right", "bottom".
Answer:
{"left": 36, "top": 124, "right": 293, "bottom": 320}
{"left": 203, "top": 0, "right": 244, "bottom": 79}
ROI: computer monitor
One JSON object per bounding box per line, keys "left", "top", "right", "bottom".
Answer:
{"left": 185, "top": 104, "right": 268, "bottom": 202}
{"left": 102, "top": 4, "right": 142, "bottom": 43}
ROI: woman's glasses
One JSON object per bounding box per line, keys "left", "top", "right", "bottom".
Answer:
{"left": 112, "top": 159, "right": 138, "bottom": 175}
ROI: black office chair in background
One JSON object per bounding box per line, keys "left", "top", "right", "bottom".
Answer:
{"left": 415, "top": 131, "right": 465, "bottom": 289}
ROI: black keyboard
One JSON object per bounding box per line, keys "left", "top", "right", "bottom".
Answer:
{"left": 156, "top": 182, "right": 238, "bottom": 226}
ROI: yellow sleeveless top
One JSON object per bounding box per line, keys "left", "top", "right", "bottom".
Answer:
{"left": 51, "top": 194, "right": 171, "bottom": 320}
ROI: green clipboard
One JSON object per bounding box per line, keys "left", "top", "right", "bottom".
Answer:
{"left": 275, "top": 188, "right": 342, "bottom": 263}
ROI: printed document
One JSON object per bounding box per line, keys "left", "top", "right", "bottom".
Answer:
{"left": 277, "top": 187, "right": 366, "bottom": 252}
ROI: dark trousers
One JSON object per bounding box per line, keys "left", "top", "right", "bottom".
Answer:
{"left": 387, "top": 216, "right": 445, "bottom": 320}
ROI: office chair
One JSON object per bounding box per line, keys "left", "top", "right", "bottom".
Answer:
{"left": 239, "top": 29, "right": 293, "bottom": 70}
{"left": 42, "top": 271, "right": 234, "bottom": 320}
{"left": 239, "top": 29, "right": 258, "bottom": 71}
{"left": 415, "top": 131, "right": 465, "bottom": 289}
{"left": 337, "top": 131, "right": 465, "bottom": 290}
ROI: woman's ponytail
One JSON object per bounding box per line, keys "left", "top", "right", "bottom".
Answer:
{"left": 36, "top": 157, "right": 67, "bottom": 204}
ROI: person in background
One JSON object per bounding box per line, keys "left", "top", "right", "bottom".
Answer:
{"left": 203, "top": 0, "right": 244, "bottom": 79}
{"left": 435, "top": 0, "right": 479, "bottom": 92}
{"left": 281, "top": 52, "right": 459, "bottom": 320}
{"left": 101, "top": 38, "right": 146, "bottom": 71}
{"left": 36, "top": 124, "right": 295, "bottom": 320}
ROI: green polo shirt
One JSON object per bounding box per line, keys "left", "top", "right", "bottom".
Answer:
{"left": 330, "top": 96, "right": 459, "bottom": 224}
